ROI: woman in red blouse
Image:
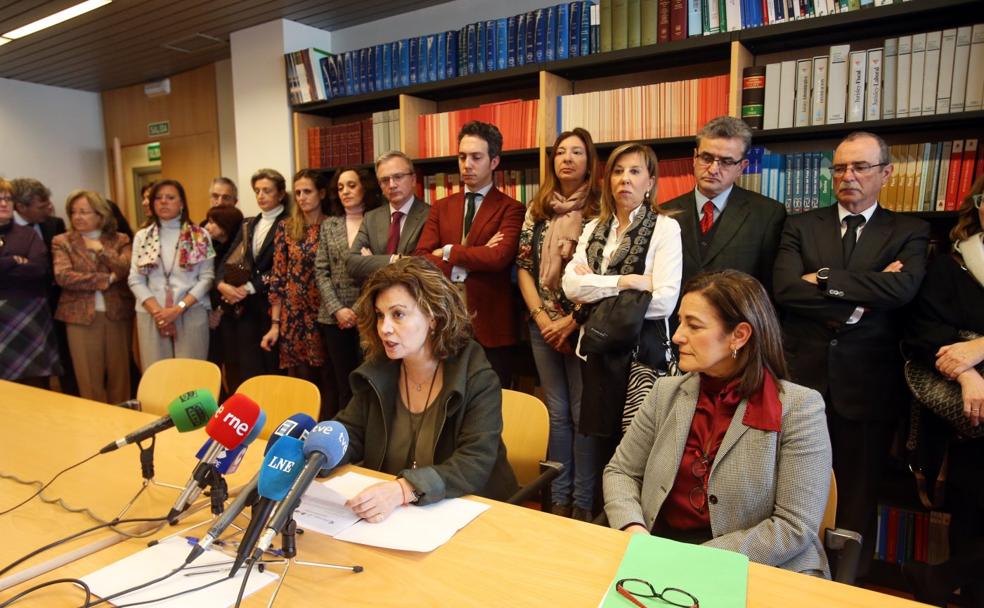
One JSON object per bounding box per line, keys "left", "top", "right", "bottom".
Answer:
{"left": 604, "top": 270, "right": 833, "bottom": 577}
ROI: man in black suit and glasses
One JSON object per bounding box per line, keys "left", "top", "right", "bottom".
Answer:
{"left": 662, "top": 115, "right": 786, "bottom": 299}
{"left": 774, "top": 131, "right": 930, "bottom": 580}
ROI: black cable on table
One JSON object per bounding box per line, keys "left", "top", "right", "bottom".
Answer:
{"left": 0, "top": 577, "right": 91, "bottom": 608}
{"left": 0, "top": 516, "right": 168, "bottom": 577}
{"left": 0, "top": 452, "right": 100, "bottom": 516}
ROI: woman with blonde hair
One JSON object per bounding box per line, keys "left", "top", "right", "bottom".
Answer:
{"left": 52, "top": 190, "right": 134, "bottom": 402}
{"left": 334, "top": 257, "right": 518, "bottom": 522}
{"left": 517, "top": 127, "right": 601, "bottom": 520}
{"left": 562, "top": 143, "right": 683, "bottom": 505}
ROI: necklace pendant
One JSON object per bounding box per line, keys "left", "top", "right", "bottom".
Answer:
{"left": 411, "top": 460, "right": 417, "bottom": 469}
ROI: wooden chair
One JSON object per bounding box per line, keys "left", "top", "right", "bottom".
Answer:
{"left": 136, "top": 358, "right": 221, "bottom": 416}
{"left": 500, "top": 389, "right": 564, "bottom": 510}
{"left": 822, "top": 470, "right": 864, "bottom": 585}
{"left": 235, "top": 375, "right": 321, "bottom": 440}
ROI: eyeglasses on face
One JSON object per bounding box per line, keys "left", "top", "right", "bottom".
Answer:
{"left": 695, "top": 152, "right": 743, "bottom": 168}
{"left": 616, "top": 578, "right": 699, "bottom": 608}
{"left": 831, "top": 162, "right": 887, "bottom": 177}
{"left": 378, "top": 172, "right": 412, "bottom": 185}
{"left": 0, "top": 194, "right": 12, "bottom": 202}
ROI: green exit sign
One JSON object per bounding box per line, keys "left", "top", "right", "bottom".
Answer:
{"left": 148, "top": 121, "right": 170, "bottom": 137}
{"left": 147, "top": 143, "right": 160, "bottom": 161}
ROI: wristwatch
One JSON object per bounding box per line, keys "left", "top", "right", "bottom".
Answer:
{"left": 408, "top": 487, "right": 422, "bottom": 504}
{"left": 816, "top": 267, "right": 830, "bottom": 291}
{"left": 177, "top": 300, "right": 187, "bottom": 311}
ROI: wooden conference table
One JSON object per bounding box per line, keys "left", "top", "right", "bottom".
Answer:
{"left": 0, "top": 382, "right": 925, "bottom": 607}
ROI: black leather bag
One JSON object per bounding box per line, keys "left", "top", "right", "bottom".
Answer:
{"left": 904, "top": 330, "right": 984, "bottom": 440}
{"left": 579, "top": 289, "right": 652, "bottom": 355}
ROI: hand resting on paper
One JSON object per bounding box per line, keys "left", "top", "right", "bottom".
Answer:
{"left": 345, "top": 480, "right": 405, "bottom": 523}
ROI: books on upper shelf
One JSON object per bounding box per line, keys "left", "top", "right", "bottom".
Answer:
{"left": 420, "top": 169, "right": 541, "bottom": 205}
{"left": 881, "top": 138, "right": 981, "bottom": 212}
{"left": 417, "top": 99, "right": 540, "bottom": 158}
{"left": 306, "top": 119, "right": 374, "bottom": 169}
{"left": 656, "top": 157, "right": 698, "bottom": 204}
{"left": 372, "top": 110, "right": 402, "bottom": 161}
{"left": 557, "top": 74, "right": 729, "bottom": 142}
{"left": 286, "top": 2, "right": 599, "bottom": 105}
{"left": 753, "top": 23, "right": 984, "bottom": 130}
{"left": 874, "top": 505, "right": 950, "bottom": 566}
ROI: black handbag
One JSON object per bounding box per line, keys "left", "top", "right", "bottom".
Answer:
{"left": 904, "top": 331, "right": 984, "bottom": 440}
{"left": 579, "top": 289, "right": 653, "bottom": 355}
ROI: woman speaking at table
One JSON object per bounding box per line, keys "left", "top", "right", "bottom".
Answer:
{"left": 334, "top": 257, "right": 518, "bottom": 522}
{"left": 604, "top": 270, "right": 833, "bottom": 577}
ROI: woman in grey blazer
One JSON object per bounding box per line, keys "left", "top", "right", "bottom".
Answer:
{"left": 604, "top": 270, "right": 832, "bottom": 577}
{"left": 315, "top": 167, "right": 382, "bottom": 419}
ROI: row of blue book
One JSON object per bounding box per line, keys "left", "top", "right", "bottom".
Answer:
{"left": 292, "top": 2, "right": 599, "bottom": 104}
{"left": 736, "top": 146, "right": 837, "bottom": 214}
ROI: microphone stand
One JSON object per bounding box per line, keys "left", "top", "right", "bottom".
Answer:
{"left": 261, "top": 509, "right": 362, "bottom": 608}
{"left": 115, "top": 437, "right": 183, "bottom": 521}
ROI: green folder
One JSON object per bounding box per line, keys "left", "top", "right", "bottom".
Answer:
{"left": 598, "top": 535, "right": 749, "bottom": 608}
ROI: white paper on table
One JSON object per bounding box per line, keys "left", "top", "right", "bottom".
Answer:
{"left": 293, "top": 480, "right": 361, "bottom": 536}
{"left": 80, "top": 537, "right": 277, "bottom": 608}
{"left": 305, "top": 471, "right": 491, "bottom": 552}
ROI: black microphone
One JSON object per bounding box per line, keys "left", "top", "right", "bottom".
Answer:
{"left": 98, "top": 389, "right": 217, "bottom": 454}
{"left": 184, "top": 413, "right": 317, "bottom": 564}
{"left": 251, "top": 421, "right": 349, "bottom": 561}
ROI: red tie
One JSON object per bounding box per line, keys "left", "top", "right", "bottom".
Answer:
{"left": 700, "top": 201, "right": 715, "bottom": 235}
{"left": 386, "top": 211, "right": 404, "bottom": 255}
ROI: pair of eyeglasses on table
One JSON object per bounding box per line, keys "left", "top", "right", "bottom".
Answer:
{"left": 616, "top": 578, "right": 699, "bottom": 608}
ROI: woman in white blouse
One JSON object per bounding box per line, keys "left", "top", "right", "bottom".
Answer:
{"left": 562, "top": 142, "right": 682, "bottom": 493}
{"left": 128, "top": 180, "right": 215, "bottom": 370}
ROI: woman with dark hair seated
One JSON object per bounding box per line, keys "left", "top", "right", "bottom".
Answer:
{"left": 604, "top": 270, "right": 832, "bottom": 577}
{"left": 335, "top": 257, "right": 518, "bottom": 522}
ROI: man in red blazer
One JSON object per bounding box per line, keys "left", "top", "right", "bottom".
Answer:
{"left": 414, "top": 121, "right": 525, "bottom": 387}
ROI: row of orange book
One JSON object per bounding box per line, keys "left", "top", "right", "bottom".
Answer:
{"left": 557, "top": 74, "right": 731, "bottom": 143}
{"left": 417, "top": 99, "right": 540, "bottom": 158}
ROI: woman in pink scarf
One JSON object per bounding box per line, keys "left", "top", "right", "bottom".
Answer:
{"left": 516, "top": 128, "right": 600, "bottom": 521}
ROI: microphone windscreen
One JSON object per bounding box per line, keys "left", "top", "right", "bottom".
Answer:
{"left": 264, "top": 413, "right": 317, "bottom": 455}
{"left": 167, "top": 389, "right": 218, "bottom": 432}
{"left": 303, "top": 421, "right": 349, "bottom": 470}
{"left": 194, "top": 439, "right": 249, "bottom": 475}
{"left": 206, "top": 394, "right": 261, "bottom": 450}
{"left": 257, "top": 436, "right": 305, "bottom": 501}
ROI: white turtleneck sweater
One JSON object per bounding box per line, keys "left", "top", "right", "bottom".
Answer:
{"left": 83, "top": 229, "right": 107, "bottom": 312}
{"left": 128, "top": 218, "right": 215, "bottom": 311}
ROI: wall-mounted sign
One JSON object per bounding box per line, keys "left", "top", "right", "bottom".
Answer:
{"left": 148, "top": 121, "right": 170, "bottom": 137}
{"left": 147, "top": 143, "right": 161, "bottom": 161}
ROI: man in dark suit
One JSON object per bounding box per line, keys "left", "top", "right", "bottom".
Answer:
{"left": 774, "top": 131, "right": 930, "bottom": 580}
{"left": 414, "top": 121, "right": 525, "bottom": 388}
{"left": 662, "top": 116, "right": 785, "bottom": 299}
{"left": 348, "top": 151, "right": 429, "bottom": 283}
{"left": 11, "top": 177, "right": 74, "bottom": 394}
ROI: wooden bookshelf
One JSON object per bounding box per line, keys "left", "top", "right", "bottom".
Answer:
{"left": 290, "top": 0, "right": 983, "bottom": 227}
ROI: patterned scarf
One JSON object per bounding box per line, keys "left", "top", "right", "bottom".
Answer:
{"left": 135, "top": 221, "right": 213, "bottom": 275}
{"left": 539, "top": 183, "right": 590, "bottom": 290}
{"left": 585, "top": 202, "right": 658, "bottom": 276}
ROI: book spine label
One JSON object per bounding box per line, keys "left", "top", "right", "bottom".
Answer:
{"left": 741, "top": 66, "right": 767, "bottom": 129}
{"left": 908, "top": 32, "right": 927, "bottom": 117}
{"left": 794, "top": 59, "right": 812, "bottom": 127}
{"left": 964, "top": 24, "right": 984, "bottom": 112}
{"left": 951, "top": 26, "right": 972, "bottom": 112}
{"left": 896, "top": 35, "right": 912, "bottom": 119}
{"left": 921, "top": 31, "right": 942, "bottom": 115}
{"left": 763, "top": 62, "right": 781, "bottom": 130}
{"left": 847, "top": 50, "right": 866, "bottom": 122}
{"left": 826, "top": 44, "right": 850, "bottom": 124}
{"left": 936, "top": 29, "right": 957, "bottom": 114}
{"left": 864, "top": 48, "right": 882, "bottom": 121}
{"left": 882, "top": 38, "right": 898, "bottom": 119}
{"left": 810, "top": 56, "right": 828, "bottom": 125}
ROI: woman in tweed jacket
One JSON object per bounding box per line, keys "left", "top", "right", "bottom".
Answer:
{"left": 315, "top": 167, "right": 382, "bottom": 419}
{"left": 52, "top": 190, "right": 134, "bottom": 403}
{"left": 604, "top": 270, "right": 832, "bottom": 577}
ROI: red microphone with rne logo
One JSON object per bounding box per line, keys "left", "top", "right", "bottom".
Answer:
{"left": 166, "top": 394, "right": 263, "bottom": 523}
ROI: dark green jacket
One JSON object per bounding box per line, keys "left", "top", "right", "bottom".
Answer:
{"left": 334, "top": 339, "right": 518, "bottom": 505}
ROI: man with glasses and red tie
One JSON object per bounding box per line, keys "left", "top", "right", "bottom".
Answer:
{"left": 347, "top": 151, "right": 429, "bottom": 284}
{"left": 774, "top": 131, "right": 930, "bottom": 582}
{"left": 662, "top": 116, "right": 786, "bottom": 307}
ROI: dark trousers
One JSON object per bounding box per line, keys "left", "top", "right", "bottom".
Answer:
{"left": 483, "top": 345, "right": 514, "bottom": 390}
{"left": 826, "top": 402, "right": 896, "bottom": 581}
{"left": 220, "top": 296, "right": 278, "bottom": 394}
{"left": 319, "top": 323, "right": 361, "bottom": 421}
